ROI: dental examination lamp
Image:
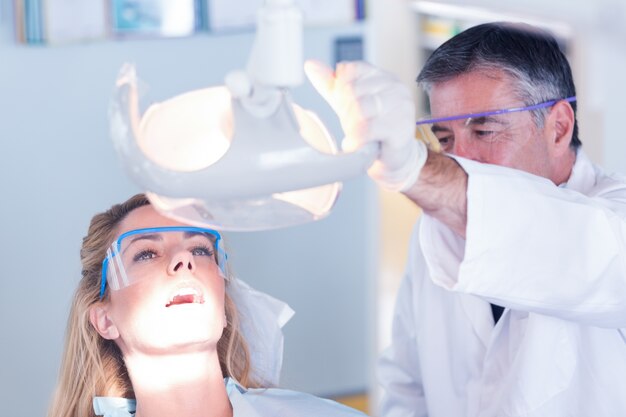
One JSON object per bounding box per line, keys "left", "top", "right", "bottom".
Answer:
{"left": 109, "top": 0, "right": 377, "bottom": 231}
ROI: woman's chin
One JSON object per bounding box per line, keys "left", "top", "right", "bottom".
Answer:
{"left": 133, "top": 313, "right": 224, "bottom": 352}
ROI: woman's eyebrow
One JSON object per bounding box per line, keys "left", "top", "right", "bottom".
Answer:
{"left": 183, "top": 231, "right": 205, "bottom": 238}
{"left": 184, "top": 231, "right": 216, "bottom": 246}
{"left": 122, "top": 233, "right": 162, "bottom": 254}
{"left": 129, "top": 233, "right": 162, "bottom": 243}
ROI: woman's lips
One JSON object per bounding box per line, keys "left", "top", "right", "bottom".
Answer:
{"left": 166, "top": 286, "right": 205, "bottom": 307}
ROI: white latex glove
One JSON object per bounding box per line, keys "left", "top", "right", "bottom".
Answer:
{"left": 304, "top": 60, "right": 427, "bottom": 192}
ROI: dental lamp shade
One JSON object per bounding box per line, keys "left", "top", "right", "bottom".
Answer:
{"left": 108, "top": 0, "right": 377, "bottom": 231}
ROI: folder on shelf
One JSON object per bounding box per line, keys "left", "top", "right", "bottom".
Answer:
{"left": 110, "top": 0, "right": 199, "bottom": 38}
{"left": 43, "top": 0, "right": 108, "bottom": 44}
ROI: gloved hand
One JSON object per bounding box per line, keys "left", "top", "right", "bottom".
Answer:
{"left": 304, "top": 60, "right": 427, "bottom": 192}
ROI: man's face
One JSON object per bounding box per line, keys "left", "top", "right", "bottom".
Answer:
{"left": 428, "top": 69, "right": 554, "bottom": 178}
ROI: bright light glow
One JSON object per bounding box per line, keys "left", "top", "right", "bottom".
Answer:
{"left": 137, "top": 89, "right": 340, "bottom": 219}
{"left": 138, "top": 87, "right": 233, "bottom": 172}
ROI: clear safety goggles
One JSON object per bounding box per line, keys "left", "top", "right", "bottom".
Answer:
{"left": 415, "top": 96, "right": 576, "bottom": 150}
{"left": 99, "top": 226, "right": 227, "bottom": 299}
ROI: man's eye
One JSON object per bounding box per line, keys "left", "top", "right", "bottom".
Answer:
{"left": 437, "top": 136, "right": 453, "bottom": 149}
{"left": 133, "top": 250, "right": 157, "bottom": 262}
{"left": 474, "top": 130, "right": 499, "bottom": 141}
{"left": 436, "top": 133, "right": 452, "bottom": 143}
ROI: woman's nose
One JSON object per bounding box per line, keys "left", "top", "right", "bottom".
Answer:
{"left": 168, "top": 251, "right": 195, "bottom": 275}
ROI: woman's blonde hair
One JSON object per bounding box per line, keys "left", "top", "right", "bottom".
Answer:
{"left": 48, "top": 194, "right": 260, "bottom": 417}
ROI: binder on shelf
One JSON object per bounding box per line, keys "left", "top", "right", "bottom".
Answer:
{"left": 110, "top": 0, "right": 199, "bottom": 38}
{"left": 44, "top": 0, "right": 108, "bottom": 44}
{"left": 355, "top": 0, "right": 366, "bottom": 21}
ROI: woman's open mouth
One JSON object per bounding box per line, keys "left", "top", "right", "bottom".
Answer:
{"left": 166, "top": 287, "right": 205, "bottom": 307}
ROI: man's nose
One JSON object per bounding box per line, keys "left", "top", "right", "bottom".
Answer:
{"left": 451, "top": 130, "right": 481, "bottom": 161}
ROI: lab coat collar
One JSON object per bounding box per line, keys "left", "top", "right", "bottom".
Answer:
{"left": 460, "top": 292, "right": 496, "bottom": 349}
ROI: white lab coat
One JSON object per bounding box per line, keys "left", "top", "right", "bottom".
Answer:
{"left": 378, "top": 150, "right": 626, "bottom": 417}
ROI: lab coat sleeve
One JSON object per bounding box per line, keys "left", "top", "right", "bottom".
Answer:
{"left": 378, "top": 227, "right": 429, "bottom": 417}
{"left": 425, "top": 155, "right": 626, "bottom": 328}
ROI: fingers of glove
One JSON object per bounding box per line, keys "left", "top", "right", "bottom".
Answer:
{"left": 335, "top": 62, "right": 414, "bottom": 110}
{"left": 334, "top": 67, "right": 409, "bottom": 116}
{"left": 334, "top": 60, "right": 397, "bottom": 89}
{"left": 340, "top": 117, "right": 374, "bottom": 152}
{"left": 354, "top": 93, "right": 415, "bottom": 145}
{"left": 304, "top": 59, "right": 336, "bottom": 106}
{"left": 367, "top": 119, "right": 416, "bottom": 166}
{"left": 309, "top": 60, "right": 407, "bottom": 116}
{"left": 344, "top": 92, "right": 415, "bottom": 143}
{"left": 353, "top": 84, "right": 414, "bottom": 120}
{"left": 340, "top": 108, "right": 414, "bottom": 158}
{"left": 334, "top": 60, "right": 379, "bottom": 84}
{"left": 306, "top": 59, "right": 416, "bottom": 161}
{"left": 305, "top": 60, "right": 363, "bottom": 118}
{"left": 335, "top": 82, "right": 414, "bottom": 140}
{"left": 331, "top": 92, "right": 387, "bottom": 141}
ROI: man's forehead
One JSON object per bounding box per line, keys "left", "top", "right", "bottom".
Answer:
{"left": 428, "top": 70, "right": 521, "bottom": 118}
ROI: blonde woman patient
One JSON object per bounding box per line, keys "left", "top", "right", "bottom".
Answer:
{"left": 48, "top": 194, "right": 366, "bottom": 417}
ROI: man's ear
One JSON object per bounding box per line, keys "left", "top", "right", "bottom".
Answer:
{"left": 89, "top": 303, "right": 120, "bottom": 340}
{"left": 546, "top": 100, "right": 575, "bottom": 156}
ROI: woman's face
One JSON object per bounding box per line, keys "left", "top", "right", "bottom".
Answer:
{"left": 90, "top": 205, "right": 227, "bottom": 356}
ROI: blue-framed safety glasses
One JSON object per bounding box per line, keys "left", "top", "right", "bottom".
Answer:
{"left": 415, "top": 96, "right": 576, "bottom": 149}
{"left": 100, "top": 226, "right": 227, "bottom": 299}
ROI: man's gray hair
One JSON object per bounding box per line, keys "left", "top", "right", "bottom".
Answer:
{"left": 418, "top": 22, "right": 580, "bottom": 148}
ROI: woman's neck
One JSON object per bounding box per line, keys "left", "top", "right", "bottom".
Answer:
{"left": 125, "top": 349, "right": 232, "bottom": 417}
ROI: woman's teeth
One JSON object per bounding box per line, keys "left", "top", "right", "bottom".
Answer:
{"left": 166, "top": 287, "right": 204, "bottom": 307}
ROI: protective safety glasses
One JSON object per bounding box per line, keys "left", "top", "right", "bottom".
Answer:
{"left": 99, "top": 226, "right": 227, "bottom": 299}
{"left": 415, "top": 97, "right": 576, "bottom": 149}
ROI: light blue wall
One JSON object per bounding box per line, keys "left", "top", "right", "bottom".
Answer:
{"left": 0, "top": 5, "right": 376, "bottom": 416}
